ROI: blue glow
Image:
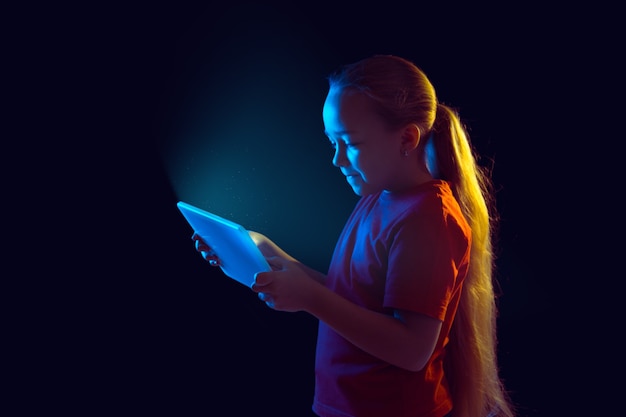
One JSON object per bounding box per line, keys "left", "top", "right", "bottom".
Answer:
{"left": 160, "top": 49, "right": 358, "bottom": 271}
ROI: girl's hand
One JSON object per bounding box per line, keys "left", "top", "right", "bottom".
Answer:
{"left": 191, "top": 232, "right": 221, "bottom": 267}
{"left": 251, "top": 256, "right": 320, "bottom": 312}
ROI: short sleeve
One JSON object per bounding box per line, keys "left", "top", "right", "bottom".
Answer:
{"left": 384, "top": 207, "right": 469, "bottom": 321}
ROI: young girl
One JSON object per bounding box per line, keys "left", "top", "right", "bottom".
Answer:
{"left": 194, "top": 55, "right": 515, "bottom": 417}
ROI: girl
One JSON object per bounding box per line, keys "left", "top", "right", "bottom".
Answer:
{"left": 194, "top": 55, "right": 515, "bottom": 417}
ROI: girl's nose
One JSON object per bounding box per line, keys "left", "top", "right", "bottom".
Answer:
{"left": 332, "top": 145, "right": 348, "bottom": 167}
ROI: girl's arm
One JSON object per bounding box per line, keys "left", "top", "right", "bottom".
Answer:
{"left": 252, "top": 257, "right": 442, "bottom": 372}
{"left": 305, "top": 282, "right": 442, "bottom": 372}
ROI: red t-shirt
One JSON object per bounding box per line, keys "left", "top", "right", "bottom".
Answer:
{"left": 313, "top": 180, "right": 471, "bottom": 417}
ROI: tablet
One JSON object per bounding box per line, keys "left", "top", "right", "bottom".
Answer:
{"left": 176, "top": 201, "right": 271, "bottom": 287}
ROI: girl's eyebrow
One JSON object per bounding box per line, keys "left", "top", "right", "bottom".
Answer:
{"left": 324, "top": 129, "right": 356, "bottom": 137}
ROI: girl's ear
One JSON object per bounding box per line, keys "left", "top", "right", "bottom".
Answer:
{"left": 400, "top": 124, "right": 420, "bottom": 153}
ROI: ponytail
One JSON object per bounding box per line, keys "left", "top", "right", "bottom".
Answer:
{"left": 432, "top": 104, "right": 514, "bottom": 417}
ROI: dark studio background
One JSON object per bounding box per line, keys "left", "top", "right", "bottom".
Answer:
{"left": 8, "top": 2, "right": 616, "bottom": 416}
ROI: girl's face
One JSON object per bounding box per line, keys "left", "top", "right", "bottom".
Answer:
{"left": 322, "top": 88, "right": 407, "bottom": 196}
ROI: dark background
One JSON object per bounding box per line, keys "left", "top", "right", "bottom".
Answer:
{"left": 9, "top": 2, "right": 616, "bottom": 416}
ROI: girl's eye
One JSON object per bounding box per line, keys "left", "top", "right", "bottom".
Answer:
{"left": 327, "top": 139, "right": 359, "bottom": 149}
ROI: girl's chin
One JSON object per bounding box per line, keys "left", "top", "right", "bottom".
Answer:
{"left": 347, "top": 178, "right": 378, "bottom": 196}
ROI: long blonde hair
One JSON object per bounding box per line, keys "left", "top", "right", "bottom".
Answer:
{"left": 328, "top": 55, "right": 515, "bottom": 417}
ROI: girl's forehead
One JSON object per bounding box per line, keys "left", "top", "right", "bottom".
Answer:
{"left": 324, "top": 89, "right": 375, "bottom": 123}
